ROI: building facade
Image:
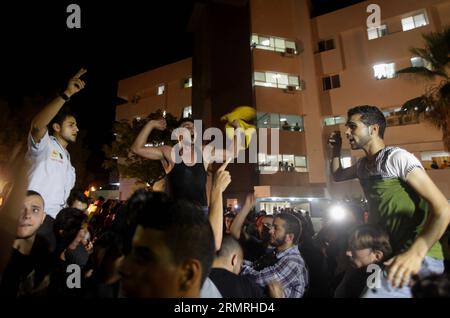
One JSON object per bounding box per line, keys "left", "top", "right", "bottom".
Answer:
{"left": 115, "top": 0, "right": 450, "bottom": 213}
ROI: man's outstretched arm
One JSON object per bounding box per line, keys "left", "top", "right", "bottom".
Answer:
{"left": 387, "top": 168, "right": 450, "bottom": 288}
{"left": 30, "top": 68, "right": 86, "bottom": 143}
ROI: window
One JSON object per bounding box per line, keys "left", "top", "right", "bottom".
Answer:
{"left": 157, "top": 85, "right": 165, "bottom": 95}
{"left": 341, "top": 157, "right": 352, "bottom": 168}
{"left": 367, "top": 24, "right": 388, "bottom": 40}
{"left": 257, "top": 112, "right": 304, "bottom": 131}
{"left": 411, "top": 57, "right": 432, "bottom": 70}
{"left": 401, "top": 13, "right": 428, "bottom": 31}
{"left": 254, "top": 71, "right": 302, "bottom": 90}
{"left": 318, "top": 39, "right": 335, "bottom": 52}
{"left": 184, "top": 77, "right": 192, "bottom": 88}
{"left": 183, "top": 106, "right": 192, "bottom": 118}
{"left": 258, "top": 154, "right": 308, "bottom": 173}
{"left": 251, "top": 34, "right": 297, "bottom": 54}
{"left": 373, "top": 63, "right": 396, "bottom": 80}
{"left": 322, "top": 74, "right": 340, "bottom": 90}
{"left": 323, "top": 116, "right": 345, "bottom": 126}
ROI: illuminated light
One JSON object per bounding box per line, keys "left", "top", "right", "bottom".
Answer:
{"left": 329, "top": 205, "right": 346, "bottom": 222}
{"left": 112, "top": 156, "right": 118, "bottom": 160}
{"left": 307, "top": 198, "right": 314, "bottom": 202}
{"left": 90, "top": 186, "right": 96, "bottom": 192}
{"left": 163, "top": 110, "right": 166, "bottom": 118}
{"left": 146, "top": 183, "right": 150, "bottom": 187}
{"left": 99, "top": 187, "right": 102, "bottom": 190}
{"left": 136, "top": 117, "right": 141, "bottom": 121}
{"left": 280, "top": 118, "right": 287, "bottom": 122}
{"left": 261, "top": 39, "right": 270, "bottom": 46}
{"left": 234, "top": 204, "right": 239, "bottom": 209}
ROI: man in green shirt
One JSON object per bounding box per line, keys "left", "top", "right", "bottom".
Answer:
{"left": 329, "top": 105, "right": 450, "bottom": 297}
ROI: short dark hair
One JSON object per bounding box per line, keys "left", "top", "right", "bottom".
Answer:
{"left": 134, "top": 192, "right": 215, "bottom": 285}
{"left": 67, "top": 190, "right": 89, "bottom": 207}
{"left": 178, "top": 117, "right": 194, "bottom": 127}
{"left": 53, "top": 208, "right": 87, "bottom": 250}
{"left": 217, "top": 235, "right": 242, "bottom": 259}
{"left": 49, "top": 107, "right": 76, "bottom": 135}
{"left": 348, "top": 224, "right": 392, "bottom": 260}
{"left": 26, "top": 190, "right": 44, "bottom": 207}
{"left": 347, "top": 105, "right": 386, "bottom": 138}
{"left": 276, "top": 213, "right": 302, "bottom": 245}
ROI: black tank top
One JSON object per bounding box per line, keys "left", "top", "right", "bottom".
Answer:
{"left": 168, "top": 160, "right": 207, "bottom": 207}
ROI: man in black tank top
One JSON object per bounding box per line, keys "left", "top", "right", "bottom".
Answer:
{"left": 131, "top": 117, "right": 239, "bottom": 210}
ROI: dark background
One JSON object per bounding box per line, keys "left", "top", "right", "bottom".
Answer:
{"left": 0, "top": 0, "right": 365, "bottom": 189}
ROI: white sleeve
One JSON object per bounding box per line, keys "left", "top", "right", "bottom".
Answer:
{"left": 386, "top": 149, "right": 424, "bottom": 181}
{"left": 28, "top": 130, "right": 50, "bottom": 156}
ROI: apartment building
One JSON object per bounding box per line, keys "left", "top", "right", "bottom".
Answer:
{"left": 115, "top": 0, "right": 450, "bottom": 211}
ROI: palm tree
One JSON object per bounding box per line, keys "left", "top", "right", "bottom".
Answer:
{"left": 396, "top": 26, "right": 450, "bottom": 150}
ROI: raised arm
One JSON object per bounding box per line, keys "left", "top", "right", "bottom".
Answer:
{"left": 30, "top": 68, "right": 86, "bottom": 143}
{"left": 230, "top": 193, "right": 255, "bottom": 240}
{"left": 328, "top": 131, "right": 357, "bottom": 181}
{"left": 131, "top": 118, "right": 172, "bottom": 164}
{"left": 209, "top": 158, "right": 232, "bottom": 251}
{"left": 387, "top": 168, "right": 450, "bottom": 287}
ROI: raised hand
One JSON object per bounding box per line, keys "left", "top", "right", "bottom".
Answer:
{"left": 64, "top": 68, "right": 87, "bottom": 97}
{"left": 212, "top": 157, "right": 232, "bottom": 193}
{"left": 149, "top": 118, "right": 167, "bottom": 131}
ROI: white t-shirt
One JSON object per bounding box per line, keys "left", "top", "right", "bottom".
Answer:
{"left": 27, "top": 131, "right": 75, "bottom": 218}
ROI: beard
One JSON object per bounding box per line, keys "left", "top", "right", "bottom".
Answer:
{"left": 270, "top": 234, "right": 287, "bottom": 247}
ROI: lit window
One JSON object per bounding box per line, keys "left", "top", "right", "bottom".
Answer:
{"left": 254, "top": 71, "right": 302, "bottom": 90}
{"left": 402, "top": 13, "right": 428, "bottom": 31}
{"left": 323, "top": 116, "right": 345, "bottom": 126}
{"left": 184, "top": 77, "right": 192, "bottom": 88}
{"left": 367, "top": 24, "right": 388, "bottom": 40}
{"left": 341, "top": 157, "right": 352, "bottom": 168}
{"left": 373, "top": 63, "right": 395, "bottom": 80}
{"left": 183, "top": 106, "right": 192, "bottom": 118}
{"left": 157, "top": 85, "right": 165, "bottom": 95}
{"left": 251, "top": 34, "right": 297, "bottom": 54}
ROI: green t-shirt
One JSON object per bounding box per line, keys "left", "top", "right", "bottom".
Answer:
{"left": 357, "top": 147, "right": 443, "bottom": 260}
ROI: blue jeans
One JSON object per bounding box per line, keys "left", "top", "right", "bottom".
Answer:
{"left": 361, "top": 256, "right": 444, "bottom": 298}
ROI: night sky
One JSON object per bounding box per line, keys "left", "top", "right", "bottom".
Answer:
{"left": 0, "top": 0, "right": 364, "bottom": 187}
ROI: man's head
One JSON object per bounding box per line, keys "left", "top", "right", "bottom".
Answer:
{"left": 67, "top": 190, "right": 89, "bottom": 213}
{"left": 223, "top": 212, "right": 235, "bottom": 234}
{"left": 177, "top": 117, "right": 195, "bottom": 144}
{"left": 346, "top": 224, "right": 392, "bottom": 268}
{"left": 17, "top": 190, "right": 46, "bottom": 239}
{"left": 215, "top": 235, "right": 244, "bottom": 275}
{"left": 256, "top": 215, "right": 273, "bottom": 242}
{"left": 270, "top": 213, "right": 302, "bottom": 251}
{"left": 345, "top": 106, "right": 386, "bottom": 150}
{"left": 53, "top": 208, "right": 88, "bottom": 250}
{"left": 49, "top": 108, "right": 79, "bottom": 144}
{"left": 119, "top": 194, "right": 215, "bottom": 298}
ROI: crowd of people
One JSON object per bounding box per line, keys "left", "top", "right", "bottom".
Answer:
{"left": 0, "top": 69, "right": 449, "bottom": 298}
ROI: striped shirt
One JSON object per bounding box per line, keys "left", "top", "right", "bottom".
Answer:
{"left": 241, "top": 246, "right": 309, "bottom": 298}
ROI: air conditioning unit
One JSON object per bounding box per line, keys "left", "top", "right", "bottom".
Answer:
{"left": 285, "top": 47, "right": 297, "bottom": 55}
{"left": 284, "top": 85, "right": 297, "bottom": 93}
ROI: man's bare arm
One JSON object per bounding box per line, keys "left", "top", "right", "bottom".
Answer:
{"left": 131, "top": 119, "right": 169, "bottom": 161}
{"left": 229, "top": 194, "right": 255, "bottom": 240}
{"left": 328, "top": 131, "right": 357, "bottom": 181}
{"left": 387, "top": 168, "right": 450, "bottom": 287}
{"left": 209, "top": 158, "right": 232, "bottom": 251}
{"left": 31, "top": 68, "right": 86, "bottom": 143}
